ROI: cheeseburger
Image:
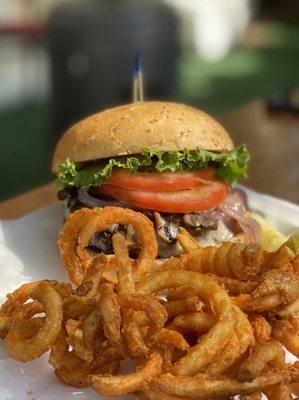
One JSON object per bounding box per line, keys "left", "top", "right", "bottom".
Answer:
{"left": 53, "top": 101, "right": 260, "bottom": 257}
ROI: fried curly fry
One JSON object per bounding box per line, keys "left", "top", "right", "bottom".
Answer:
{"left": 113, "top": 233, "right": 135, "bottom": 295}
{"left": 248, "top": 314, "right": 272, "bottom": 342}
{"left": 171, "top": 312, "right": 216, "bottom": 334}
{"left": 164, "top": 297, "right": 203, "bottom": 319}
{"left": 120, "top": 294, "right": 167, "bottom": 348}
{"left": 98, "top": 282, "right": 123, "bottom": 354}
{"left": 0, "top": 300, "right": 44, "bottom": 338}
{"left": 150, "top": 370, "right": 293, "bottom": 399}
{"left": 66, "top": 318, "right": 93, "bottom": 362}
{"left": 140, "top": 384, "right": 194, "bottom": 400}
{"left": 272, "top": 317, "right": 299, "bottom": 358}
{"left": 136, "top": 270, "right": 238, "bottom": 376}
{"left": 90, "top": 351, "right": 163, "bottom": 396}
{"left": 205, "top": 305, "right": 254, "bottom": 376}
{"left": 60, "top": 207, "right": 157, "bottom": 285}
{"left": 2, "top": 203, "right": 299, "bottom": 400}
{"left": 5, "top": 281, "right": 63, "bottom": 361}
{"left": 81, "top": 307, "right": 103, "bottom": 354}
{"left": 155, "top": 328, "right": 190, "bottom": 352}
{"left": 177, "top": 227, "right": 200, "bottom": 253}
{"left": 166, "top": 287, "right": 198, "bottom": 301}
{"left": 50, "top": 328, "right": 120, "bottom": 388}
{"left": 252, "top": 266, "right": 299, "bottom": 304}
{"left": 234, "top": 293, "right": 282, "bottom": 312}
{"left": 210, "top": 275, "right": 259, "bottom": 295}
{"left": 58, "top": 208, "right": 97, "bottom": 285}
{"left": 264, "top": 384, "right": 293, "bottom": 400}
{"left": 239, "top": 340, "right": 285, "bottom": 382}
{"left": 234, "top": 266, "right": 299, "bottom": 313}
{"left": 181, "top": 243, "right": 294, "bottom": 281}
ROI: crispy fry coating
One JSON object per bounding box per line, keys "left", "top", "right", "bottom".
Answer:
{"left": 181, "top": 243, "right": 294, "bottom": 281}
{"left": 136, "top": 270, "right": 238, "bottom": 376}
{"left": 150, "top": 371, "right": 291, "bottom": 398}
{"left": 171, "top": 312, "right": 216, "bottom": 334}
{"left": 2, "top": 207, "right": 299, "bottom": 400}
{"left": 272, "top": 317, "right": 299, "bottom": 358}
{"left": 90, "top": 351, "right": 163, "bottom": 396}
{"left": 248, "top": 314, "right": 272, "bottom": 342}
{"left": 164, "top": 297, "right": 203, "bottom": 319}
{"left": 5, "top": 281, "right": 63, "bottom": 361}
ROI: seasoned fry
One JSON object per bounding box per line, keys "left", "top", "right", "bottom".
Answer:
{"left": 120, "top": 294, "right": 167, "bottom": 347}
{"left": 272, "top": 317, "right": 299, "bottom": 358}
{"left": 5, "top": 281, "right": 63, "bottom": 361}
{"left": 113, "top": 233, "right": 134, "bottom": 295}
{"left": 234, "top": 266, "right": 299, "bottom": 313}
{"left": 206, "top": 305, "right": 254, "bottom": 375}
{"left": 98, "top": 282, "right": 123, "bottom": 353}
{"left": 155, "top": 328, "right": 190, "bottom": 352}
{"left": 248, "top": 314, "right": 272, "bottom": 342}
{"left": 0, "top": 300, "right": 44, "bottom": 338}
{"left": 252, "top": 266, "right": 299, "bottom": 304}
{"left": 92, "top": 345, "right": 123, "bottom": 369}
{"left": 58, "top": 208, "right": 97, "bottom": 285}
{"left": 50, "top": 328, "right": 120, "bottom": 388}
{"left": 72, "top": 207, "right": 157, "bottom": 283}
{"left": 166, "top": 287, "right": 198, "bottom": 301}
{"left": 122, "top": 308, "right": 148, "bottom": 357}
{"left": 153, "top": 257, "right": 183, "bottom": 273}
{"left": 264, "top": 384, "right": 293, "bottom": 400}
{"left": 210, "top": 275, "right": 259, "bottom": 295}
{"left": 234, "top": 293, "right": 282, "bottom": 312}
{"left": 150, "top": 371, "right": 291, "bottom": 398}
{"left": 181, "top": 243, "right": 294, "bottom": 281}
{"left": 66, "top": 318, "right": 94, "bottom": 362}
{"left": 140, "top": 384, "right": 194, "bottom": 400}
{"left": 90, "top": 351, "right": 163, "bottom": 396}
{"left": 171, "top": 312, "right": 216, "bottom": 334}
{"left": 239, "top": 340, "right": 285, "bottom": 382}
{"left": 164, "top": 297, "right": 203, "bottom": 319}
{"left": 2, "top": 205, "right": 299, "bottom": 400}
{"left": 81, "top": 307, "right": 103, "bottom": 353}
{"left": 136, "top": 270, "right": 238, "bottom": 376}
{"left": 177, "top": 228, "right": 200, "bottom": 253}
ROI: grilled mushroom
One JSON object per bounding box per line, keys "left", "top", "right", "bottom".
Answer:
{"left": 153, "top": 212, "right": 181, "bottom": 243}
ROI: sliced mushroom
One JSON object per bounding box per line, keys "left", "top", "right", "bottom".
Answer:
{"left": 183, "top": 213, "right": 218, "bottom": 231}
{"left": 153, "top": 212, "right": 181, "bottom": 243}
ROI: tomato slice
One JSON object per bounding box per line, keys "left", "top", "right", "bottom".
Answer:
{"left": 107, "top": 167, "right": 216, "bottom": 191}
{"left": 99, "top": 180, "right": 228, "bottom": 213}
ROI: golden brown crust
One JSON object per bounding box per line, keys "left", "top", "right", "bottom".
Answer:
{"left": 52, "top": 101, "right": 233, "bottom": 172}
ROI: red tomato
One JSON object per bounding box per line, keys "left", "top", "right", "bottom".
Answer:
{"left": 99, "top": 180, "right": 228, "bottom": 213}
{"left": 107, "top": 167, "right": 216, "bottom": 191}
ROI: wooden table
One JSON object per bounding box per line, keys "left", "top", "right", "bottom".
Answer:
{"left": 0, "top": 184, "right": 57, "bottom": 220}
{"left": 0, "top": 101, "right": 298, "bottom": 220}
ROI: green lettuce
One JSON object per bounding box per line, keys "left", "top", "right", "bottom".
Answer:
{"left": 55, "top": 145, "right": 249, "bottom": 190}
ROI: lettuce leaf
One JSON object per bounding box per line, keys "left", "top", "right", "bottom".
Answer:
{"left": 55, "top": 145, "right": 249, "bottom": 190}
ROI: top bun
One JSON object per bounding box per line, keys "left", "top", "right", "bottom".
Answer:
{"left": 52, "top": 101, "right": 233, "bottom": 172}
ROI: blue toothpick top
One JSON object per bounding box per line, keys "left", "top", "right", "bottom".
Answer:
{"left": 134, "top": 50, "right": 142, "bottom": 76}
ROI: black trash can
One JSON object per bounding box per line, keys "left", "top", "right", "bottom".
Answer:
{"left": 47, "top": 0, "right": 180, "bottom": 136}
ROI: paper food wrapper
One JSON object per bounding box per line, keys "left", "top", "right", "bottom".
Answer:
{"left": 0, "top": 187, "right": 298, "bottom": 400}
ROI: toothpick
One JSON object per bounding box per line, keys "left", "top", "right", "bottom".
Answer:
{"left": 133, "top": 50, "right": 144, "bottom": 102}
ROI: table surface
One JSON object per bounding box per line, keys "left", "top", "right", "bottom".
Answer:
{"left": 0, "top": 101, "right": 298, "bottom": 220}
{"left": 0, "top": 183, "right": 57, "bottom": 220}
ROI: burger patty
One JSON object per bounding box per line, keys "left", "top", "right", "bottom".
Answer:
{"left": 58, "top": 187, "right": 260, "bottom": 258}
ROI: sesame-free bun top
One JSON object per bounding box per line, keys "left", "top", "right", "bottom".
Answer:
{"left": 52, "top": 101, "right": 233, "bottom": 172}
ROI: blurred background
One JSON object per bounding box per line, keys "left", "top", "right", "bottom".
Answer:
{"left": 0, "top": 0, "right": 298, "bottom": 206}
